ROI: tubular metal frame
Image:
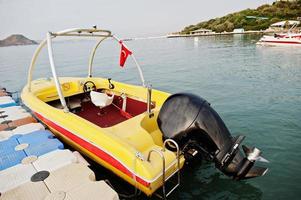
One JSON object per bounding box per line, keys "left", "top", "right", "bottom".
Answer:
{"left": 288, "top": 22, "right": 300, "bottom": 36}
{"left": 46, "top": 32, "right": 69, "bottom": 112}
{"left": 163, "top": 139, "right": 181, "bottom": 197}
{"left": 146, "top": 139, "right": 181, "bottom": 199}
{"left": 147, "top": 149, "right": 166, "bottom": 198}
{"left": 27, "top": 27, "right": 147, "bottom": 111}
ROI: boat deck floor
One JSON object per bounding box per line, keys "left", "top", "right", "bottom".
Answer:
{"left": 47, "top": 93, "right": 149, "bottom": 128}
{"left": 76, "top": 101, "right": 128, "bottom": 128}
{"left": 75, "top": 93, "right": 150, "bottom": 128}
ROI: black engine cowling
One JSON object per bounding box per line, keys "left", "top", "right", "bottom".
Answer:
{"left": 157, "top": 93, "right": 268, "bottom": 180}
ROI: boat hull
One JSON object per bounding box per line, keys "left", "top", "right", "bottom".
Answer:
{"left": 257, "top": 35, "right": 301, "bottom": 46}
{"left": 21, "top": 77, "right": 184, "bottom": 196}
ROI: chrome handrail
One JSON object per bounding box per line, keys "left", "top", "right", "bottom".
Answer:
{"left": 46, "top": 32, "right": 69, "bottom": 112}
{"left": 147, "top": 85, "right": 154, "bottom": 117}
{"left": 88, "top": 36, "right": 110, "bottom": 77}
{"left": 27, "top": 38, "right": 48, "bottom": 92}
{"left": 147, "top": 149, "right": 166, "bottom": 199}
{"left": 163, "top": 139, "right": 181, "bottom": 197}
{"left": 147, "top": 139, "right": 181, "bottom": 199}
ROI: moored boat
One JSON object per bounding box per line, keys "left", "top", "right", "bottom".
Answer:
{"left": 257, "top": 33, "right": 301, "bottom": 46}
{"left": 21, "top": 27, "right": 268, "bottom": 198}
{"left": 257, "top": 21, "right": 301, "bottom": 46}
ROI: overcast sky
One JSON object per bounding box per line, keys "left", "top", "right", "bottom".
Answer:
{"left": 0, "top": 0, "right": 274, "bottom": 39}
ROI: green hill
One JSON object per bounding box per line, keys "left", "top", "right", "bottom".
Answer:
{"left": 181, "top": 1, "right": 301, "bottom": 34}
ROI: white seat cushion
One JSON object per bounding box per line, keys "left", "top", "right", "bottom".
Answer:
{"left": 90, "top": 91, "right": 114, "bottom": 108}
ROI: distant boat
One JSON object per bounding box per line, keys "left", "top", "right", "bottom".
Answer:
{"left": 257, "top": 33, "right": 301, "bottom": 46}
{"left": 257, "top": 21, "right": 301, "bottom": 46}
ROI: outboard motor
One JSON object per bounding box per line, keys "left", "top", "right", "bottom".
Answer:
{"left": 157, "top": 93, "right": 268, "bottom": 180}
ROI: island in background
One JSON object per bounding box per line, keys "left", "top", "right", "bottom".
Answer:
{"left": 0, "top": 34, "right": 37, "bottom": 47}
{"left": 169, "top": 1, "right": 300, "bottom": 37}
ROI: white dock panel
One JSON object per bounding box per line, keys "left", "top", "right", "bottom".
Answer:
{"left": 44, "top": 163, "right": 95, "bottom": 192}
{"left": 0, "top": 123, "right": 45, "bottom": 141}
{"left": 0, "top": 131, "right": 13, "bottom": 142}
{"left": 72, "top": 151, "right": 90, "bottom": 166}
{"left": 0, "top": 112, "right": 31, "bottom": 122}
{"left": 0, "top": 163, "right": 36, "bottom": 193}
{"left": 0, "top": 181, "right": 50, "bottom": 200}
{"left": 0, "top": 96, "right": 14, "bottom": 104}
{"left": 0, "top": 106, "right": 26, "bottom": 114}
{"left": 65, "top": 181, "right": 119, "bottom": 200}
{"left": 12, "top": 123, "right": 45, "bottom": 135}
{"left": 33, "top": 149, "right": 78, "bottom": 172}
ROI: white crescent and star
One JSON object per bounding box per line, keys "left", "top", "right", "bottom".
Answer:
{"left": 121, "top": 50, "right": 126, "bottom": 58}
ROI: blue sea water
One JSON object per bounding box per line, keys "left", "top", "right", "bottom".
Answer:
{"left": 0, "top": 34, "right": 300, "bottom": 200}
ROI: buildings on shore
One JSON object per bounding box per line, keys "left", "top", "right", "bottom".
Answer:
{"left": 189, "top": 28, "right": 245, "bottom": 35}
{"left": 168, "top": 19, "right": 300, "bottom": 38}
{"left": 190, "top": 28, "right": 214, "bottom": 35}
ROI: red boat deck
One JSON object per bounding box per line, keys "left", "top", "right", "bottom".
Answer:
{"left": 77, "top": 101, "right": 128, "bottom": 128}
{"left": 47, "top": 93, "right": 150, "bottom": 128}
{"left": 76, "top": 96, "right": 148, "bottom": 128}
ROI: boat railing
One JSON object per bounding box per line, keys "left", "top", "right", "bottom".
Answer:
{"left": 147, "top": 139, "right": 181, "bottom": 199}
{"left": 146, "top": 85, "right": 154, "bottom": 118}
{"left": 287, "top": 21, "right": 300, "bottom": 37}
{"left": 162, "top": 139, "right": 181, "bottom": 197}
{"left": 147, "top": 149, "right": 166, "bottom": 198}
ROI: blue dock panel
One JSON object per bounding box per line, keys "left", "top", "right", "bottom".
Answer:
{"left": 0, "top": 130, "right": 64, "bottom": 170}
{"left": 17, "top": 130, "right": 54, "bottom": 144}
{"left": 17, "top": 130, "right": 64, "bottom": 157}
{"left": 0, "top": 138, "right": 27, "bottom": 170}
{"left": 0, "top": 138, "right": 19, "bottom": 154}
{"left": 0, "top": 102, "right": 18, "bottom": 108}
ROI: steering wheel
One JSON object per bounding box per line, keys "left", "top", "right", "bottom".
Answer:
{"left": 83, "top": 81, "right": 96, "bottom": 93}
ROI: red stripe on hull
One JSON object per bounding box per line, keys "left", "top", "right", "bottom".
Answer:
{"left": 34, "top": 112, "right": 150, "bottom": 187}
{"left": 261, "top": 40, "right": 301, "bottom": 44}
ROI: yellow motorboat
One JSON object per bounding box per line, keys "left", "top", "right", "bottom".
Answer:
{"left": 21, "top": 27, "right": 268, "bottom": 198}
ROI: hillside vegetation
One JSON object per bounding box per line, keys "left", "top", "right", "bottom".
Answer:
{"left": 181, "top": 1, "right": 301, "bottom": 34}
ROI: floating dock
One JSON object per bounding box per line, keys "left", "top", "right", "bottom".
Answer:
{"left": 0, "top": 87, "right": 119, "bottom": 200}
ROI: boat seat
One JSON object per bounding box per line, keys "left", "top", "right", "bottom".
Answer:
{"left": 90, "top": 91, "right": 114, "bottom": 109}
{"left": 67, "top": 98, "right": 82, "bottom": 110}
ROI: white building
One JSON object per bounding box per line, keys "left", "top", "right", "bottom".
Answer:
{"left": 190, "top": 28, "right": 213, "bottom": 35}
{"left": 233, "top": 28, "right": 245, "bottom": 33}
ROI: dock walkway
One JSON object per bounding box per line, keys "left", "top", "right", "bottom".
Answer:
{"left": 0, "top": 87, "right": 119, "bottom": 200}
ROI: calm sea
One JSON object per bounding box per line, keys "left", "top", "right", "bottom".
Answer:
{"left": 0, "top": 35, "right": 300, "bottom": 200}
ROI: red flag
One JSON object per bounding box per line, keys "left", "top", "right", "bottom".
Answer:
{"left": 119, "top": 41, "right": 132, "bottom": 67}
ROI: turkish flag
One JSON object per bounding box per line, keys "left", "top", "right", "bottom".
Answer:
{"left": 119, "top": 41, "right": 132, "bottom": 67}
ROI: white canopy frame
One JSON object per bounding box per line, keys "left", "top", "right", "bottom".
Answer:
{"left": 27, "top": 27, "right": 147, "bottom": 112}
